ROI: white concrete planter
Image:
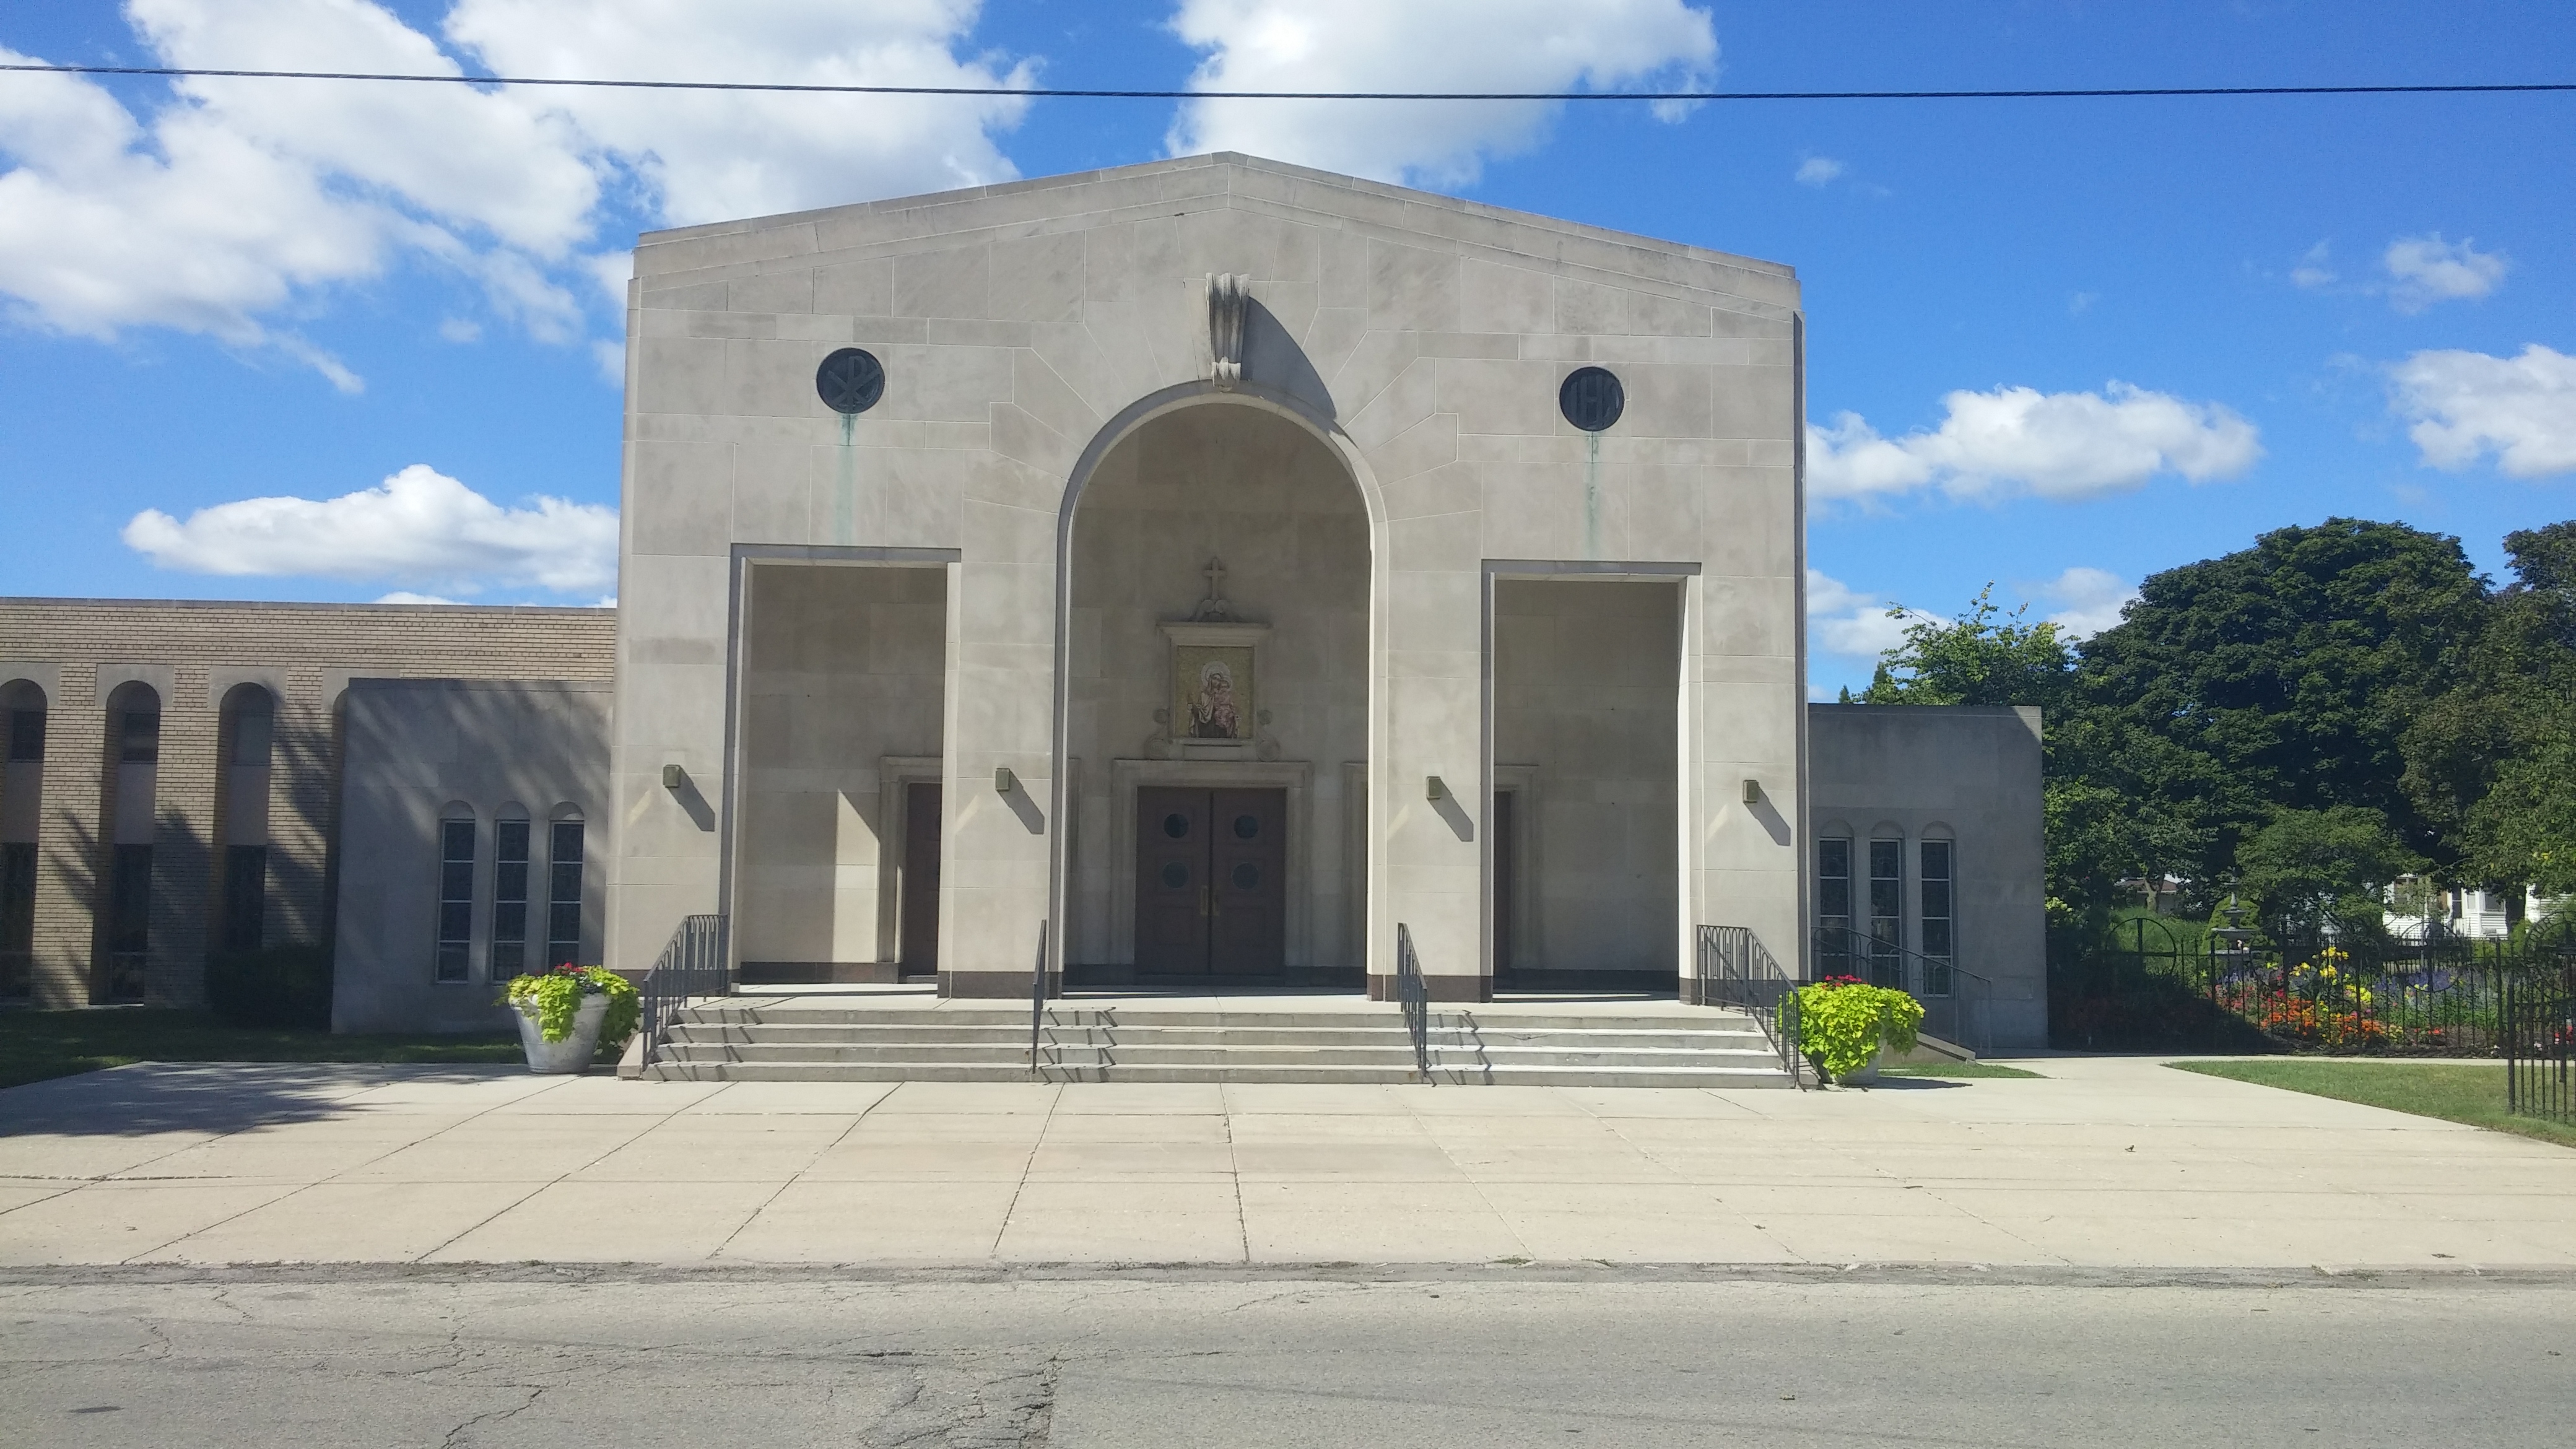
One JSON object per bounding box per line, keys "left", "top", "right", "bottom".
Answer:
{"left": 514, "top": 993, "right": 609, "bottom": 1074}
{"left": 1835, "top": 1046, "right": 1886, "bottom": 1087}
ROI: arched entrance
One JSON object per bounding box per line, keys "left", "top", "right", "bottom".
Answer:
{"left": 1056, "top": 396, "right": 1376, "bottom": 987}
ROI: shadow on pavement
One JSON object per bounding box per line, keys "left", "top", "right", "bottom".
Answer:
{"left": 0, "top": 1062, "right": 527, "bottom": 1138}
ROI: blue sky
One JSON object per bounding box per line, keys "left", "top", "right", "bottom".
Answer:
{"left": 2, "top": 1, "right": 2571, "bottom": 695}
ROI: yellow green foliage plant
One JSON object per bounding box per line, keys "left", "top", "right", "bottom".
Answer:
{"left": 502, "top": 965, "right": 640, "bottom": 1043}
{"left": 1794, "top": 977, "right": 1925, "bottom": 1082}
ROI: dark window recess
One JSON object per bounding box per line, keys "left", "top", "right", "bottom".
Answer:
{"left": 1920, "top": 840, "right": 1954, "bottom": 998}
{"left": 120, "top": 711, "right": 160, "bottom": 762}
{"left": 546, "top": 820, "right": 585, "bottom": 967}
{"left": 1868, "top": 838, "right": 1904, "bottom": 989}
{"left": 1816, "top": 837, "right": 1852, "bottom": 975}
{"left": 490, "top": 820, "right": 529, "bottom": 981}
{"left": 103, "top": 843, "right": 151, "bottom": 1001}
{"left": 1557, "top": 365, "right": 1626, "bottom": 432}
{"left": 815, "top": 347, "right": 886, "bottom": 414}
{"left": 230, "top": 704, "right": 273, "bottom": 767}
{"left": 221, "top": 845, "right": 266, "bottom": 952}
{"left": 6, "top": 710, "right": 43, "bottom": 762}
{"left": 1, "top": 842, "right": 35, "bottom": 998}
{"left": 437, "top": 819, "right": 474, "bottom": 984}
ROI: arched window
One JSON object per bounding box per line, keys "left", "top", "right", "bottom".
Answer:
{"left": 490, "top": 804, "right": 531, "bottom": 981}
{"left": 1868, "top": 827, "right": 1904, "bottom": 990}
{"left": 435, "top": 803, "right": 476, "bottom": 984}
{"left": 100, "top": 682, "right": 161, "bottom": 1003}
{"left": 545, "top": 806, "right": 585, "bottom": 968}
{"left": 1919, "top": 827, "right": 1957, "bottom": 999}
{"left": 0, "top": 679, "right": 43, "bottom": 998}
{"left": 1814, "top": 823, "right": 1854, "bottom": 977}
{"left": 217, "top": 684, "right": 274, "bottom": 952}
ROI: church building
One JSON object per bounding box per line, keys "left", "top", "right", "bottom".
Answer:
{"left": 0, "top": 155, "right": 2047, "bottom": 1055}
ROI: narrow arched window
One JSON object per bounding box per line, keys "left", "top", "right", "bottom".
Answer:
{"left": 435, "top": 804, "right": 476, "bottom": 984}
{"left": 217, "top": 684, "right": 275, "bottom": 953}
{"left": 1868, "top": 832, "right": 1904, "bottom": 990}
{"left": 490, "top": 805, "right": 531, "bottom": 981}
{"left": 1815, "top": 832, "right": 1853, "bottom": 977}
{"left": 1919, "top": 835, "right": 1956, "bottom": 999}
{"left": 545, "top": 809, "right": 586, "bottom": 968}
{"left": 0, "top": 679, "right": 43, "bottom": 998}
{"left": 100, "top": 681, "right": 161, "bottom": 1003}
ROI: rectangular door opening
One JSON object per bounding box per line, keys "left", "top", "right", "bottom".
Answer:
{"left": 1134, "top": 786, "right": 1287, "bottom": 981}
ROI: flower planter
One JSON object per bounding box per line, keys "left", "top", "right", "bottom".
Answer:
{"left": 1835, "top": 1047, "right": 1884, "bottom": 1086}
{"left": 515, "top": 993, "right": 609, "bottom": 1074}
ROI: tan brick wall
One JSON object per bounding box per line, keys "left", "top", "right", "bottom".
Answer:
{"left": 0, "top": 599, "right": 615, "bottom": 1009}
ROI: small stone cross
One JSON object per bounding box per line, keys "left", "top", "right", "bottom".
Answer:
{"left": 1191, "top": 557, "right": 1235, "bottom": 622}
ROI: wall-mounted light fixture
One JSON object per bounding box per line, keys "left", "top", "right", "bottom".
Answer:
{"left": 1425, "top": 775, "right": 1448, "bottom": 801}
{"left": 662, "top": 763, "right": 685, "bottom": 790}
{"left": 1741, "top": 777, "right": 1762, "bottom": 805}
{"left": 994, "top": 766, "right": 1017, "bottom": 794}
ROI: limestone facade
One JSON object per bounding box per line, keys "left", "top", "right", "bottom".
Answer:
{"left": 611, "top": 153, "right": 1809, "bottom": 1000}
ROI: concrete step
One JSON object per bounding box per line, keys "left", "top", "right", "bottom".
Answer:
{"left": 644, "top": 1001, "right": 1796, "bottom": 1087}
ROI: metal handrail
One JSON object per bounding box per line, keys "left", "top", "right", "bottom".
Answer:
{"left": 1697, "top": 925, "right": 1805, "bottom": 1089}
{"left": 1395, "top": 922, "right": 1430, "bottom": 1078}
{"left": 1029, "top": 923, "right": 1049, "bottom": 1075}
{"left": 1812, "top": 923, "right": 1994, "bottom": 1056}
{"left": 638, "top": 913, "right": 728, "bottom": 1061}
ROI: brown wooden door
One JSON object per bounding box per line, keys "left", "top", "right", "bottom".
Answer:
{"left": 900, "top": 782, "right": 941, "bottom": 977}
{"left": 1135, "top": 787, "right": 1211, "bottom": 975}
{"left": 1134, "top": 786, "right": 1287, "bottom": 977}
{"left": 1208, "top": 788, "right": 1287, "bottom": 976}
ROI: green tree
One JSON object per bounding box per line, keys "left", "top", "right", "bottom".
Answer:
{"left": 2074, "top": 518, "right": 2489, "bottom": 879}
{"left": 1853, "top": 585, "right": 2074, "bottom": 708}
{"left": 2233, "top": 805, "right": 2427, "bottom": 938}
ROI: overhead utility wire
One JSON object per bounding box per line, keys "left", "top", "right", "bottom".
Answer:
{"left": 2, "top": 63, "right": 2573, "bottom": 101}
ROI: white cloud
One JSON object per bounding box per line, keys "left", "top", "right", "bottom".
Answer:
{"left": 438, "top": 317, "right": 482, "bottom": 343}
{"left": 1807, "top": 382, "right": 2261, "bottom": 503}
{"left": 2033, "top": 566, "right": 2137, "bottom": 638}
{"left": 2291, "top": 241, "right": 2336, "bottom": 290}
{"left": 123, "top": 464, "right": 619, "bottom": 596}
{"left": 1794, "top": 154, "right": 1843, "bottom": 186}
{"left": 1165, "top": 0, "right": 1717, "bottom": 185}
{"left": 2383, "top": 233, "right": 2506, "bottom": 313}
{"left": 375, "top": 591, "right": 463, "bottom": 604}
{"left": 2389, "top": 344, "right": 2576, "bottom": 478}
{"left": 0, "top": 2, "right": 1027, "bottom": 381}
{"left": 1806, "top": 570, "right": 1921, "bottom": 662}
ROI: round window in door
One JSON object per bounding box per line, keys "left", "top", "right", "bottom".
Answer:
{"left": 1232, "top": 814, "right": 1260, "bottom": 839}
{"left": 1231, "top": 862, "right": 1261, "bottom": 889}
{"left": 1160, "top": 862, "right": 1191, "bottom": 889}
{"left": 1163, "top": 813, "right": 1191, "bottom": 838}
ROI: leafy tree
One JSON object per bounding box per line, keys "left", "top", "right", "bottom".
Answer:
{"left": 2233, "top": 805, "right": 2427, "bottom": 938}
{"left": 2074, "top": 518, "right": 2489, "bottom": 876}
{"left": 1852, "top": 585, "right": 2074, "bottom": 708}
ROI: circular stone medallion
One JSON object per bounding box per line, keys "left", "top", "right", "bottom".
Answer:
{"left": 816, "top": 347, "right": 886, "bottom": 414}
{"left": 1558, "top": 365, "right": 1625, "bottom": 432}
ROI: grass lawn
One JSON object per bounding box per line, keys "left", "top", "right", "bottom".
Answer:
{"left": 0, "top": 1009, "right": 524, "bottom": 1090}
{"left": 1881, "top": 1062, "right": 2044, "bottom": 1079}
{"left": 2172, "top": 1060, "right": 2576, "bottom": 1151}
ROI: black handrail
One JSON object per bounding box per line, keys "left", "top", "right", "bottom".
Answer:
{"left": 1812, "top": 923, "right": 1993, "bottom": 1056}
{"left": 638, "top": 913, "right": 728, "bottom": 1061}
{"left": 1395, "top": 922, "right": 1430, "bottom": 1078}
{"left": 1697, "top": 925, "right": 1805, "bottom": 1089}
{"left": 1029, "top": 922, "right": 1049, "bottom": 1075}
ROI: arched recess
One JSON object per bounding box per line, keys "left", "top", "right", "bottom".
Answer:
{"left": 215, "top": 684, "right": 275, "bottom": 954}
{"left": 544, "top": 803, "right": 589, "bottom": 968}
{"left": 1048, "top": 381, "right": 1390, "bottom": 987}
{"left": 97, "top": 682, "right": 161, "bottom": 1003}
{"left": 1, "top": 679, "right": 45, "bottom": 998}
{"left": 435, "top": 801, "right": 477, "bottom": 984}
{"left": 489, "top": 803, "right": 532, "bottom": 982}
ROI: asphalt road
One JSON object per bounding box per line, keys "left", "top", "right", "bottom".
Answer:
{"left": 3, "top": 1265, "right": 2570, "bottom": 1448}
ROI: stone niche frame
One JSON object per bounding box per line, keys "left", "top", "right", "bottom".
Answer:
{"left": 1097, "top": 757, "right": 1315, "bottom": 981}
{"left": 1151, "top": 621, "right": 1274, "bottom": 760}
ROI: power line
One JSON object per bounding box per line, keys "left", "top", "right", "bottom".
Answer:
{"left": 2, "top": 62, "right": 2572, "bottom": 102}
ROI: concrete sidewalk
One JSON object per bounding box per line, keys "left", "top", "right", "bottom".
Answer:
{"left": 2, "top": 1057, "right": 2569, "bottom": 1269}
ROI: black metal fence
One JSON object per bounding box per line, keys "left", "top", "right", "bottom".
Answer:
{"left": 2052, "top": 910, "right": 2576, "bottom": 1055}
{"left": 1698, "top": 924, "right": 1804, "bottom": 1087}
{"left": 637, "top": 913, "right": 728, "bottom": 1058}
{"left": 2504, "top": 965, "right": 2574, "bottom": 1125}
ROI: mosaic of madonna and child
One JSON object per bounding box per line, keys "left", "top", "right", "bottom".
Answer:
{"left": 1173, "top": 646, "right": 1256, "bottom": 741}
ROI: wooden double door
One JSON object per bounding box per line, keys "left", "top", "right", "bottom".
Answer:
{"left": 1135, "top": 787, "right": 1287, "bottom": 977}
